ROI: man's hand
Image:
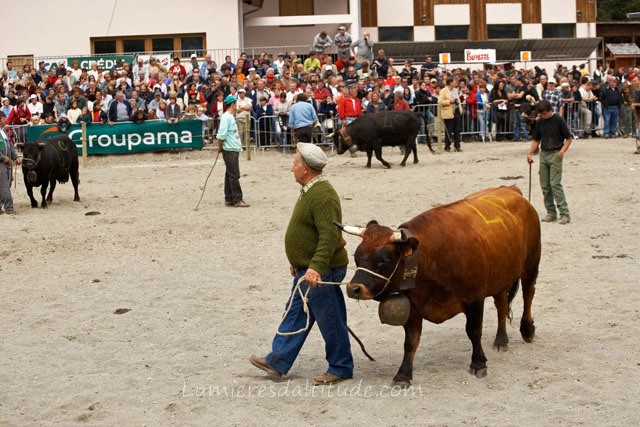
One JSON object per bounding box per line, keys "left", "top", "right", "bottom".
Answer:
{"left": 304, "top": 268, "right": 321, "bottom": 287}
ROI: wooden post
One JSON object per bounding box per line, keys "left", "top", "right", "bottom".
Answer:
{"left": 81, "top": 121, "right": 87, "bottom": 168}
{"left": 244, "top": 120, "right": 251, "bottom": 161}
{"left": 436, "top": 103, "right": 443, "bottom": 150}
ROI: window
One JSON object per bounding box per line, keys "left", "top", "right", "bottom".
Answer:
{"left": 542, "top": 24, "right": 575, "bottom": 38}
{"left": 487, "top": 25, "right": 520, "bottom": 39}
{"left": 123, "top": 39, "right": 146, "bottom": 54}
{"left": 435, "top": 26, "right": 469, "bottom": 41}
{"left": 91, "top": 34, "right": 205, "bottom": 56}
{"left": 379, "top": 27, "right": 414, "bottom": 42}
{"left": 181, "top": 37, "right": 204, "bottom": 57}
{"left": 94, "top": 40, "right": 117, "bottom": 55}
{"left": 152, "top": 38, "right": 174, "bottom": 53}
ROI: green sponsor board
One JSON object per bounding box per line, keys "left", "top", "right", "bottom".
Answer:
{"left": 66, "top": 55, "right": 135, "bottom": 70}
{"left": 27, "top": 120, "right": 204, "bottom": 155}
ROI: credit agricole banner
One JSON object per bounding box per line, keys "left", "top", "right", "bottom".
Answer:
{"left": 27, "top": 120, "right": 204, "bottom": 155}
{"left": 66, "top": 55, "right": 135, "bottom": 70}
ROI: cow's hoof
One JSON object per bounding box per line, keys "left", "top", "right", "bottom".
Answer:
{"left": 413, "top": 160, "right": 419, "bottom": 164}
{"left": 400, "top": 163, "right": 406, "bottom": 167}
{"left": 470, "top": 366, "right": 487, "bottom": 378}
{"left": 384, "top": 164, "right": 391, "bottom": 169}
{"left": 74, "top": 197, "right": 80, "bottom": 202}
{"left": 41, "top": 203, "right": 48, "bottom": 209}
{"left": 31, "top": 204, "right": 38, "bottom": 209}
{"left": 492, "top": 343, "right": 509, "bottom": 352}
{"left": 392, "top": 378, "right": 412, "bottom": 389}
{"left": 520, "top": 322, "right": 536, "bottom": 343}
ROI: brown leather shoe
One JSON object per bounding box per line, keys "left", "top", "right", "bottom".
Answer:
{"left": 249, "top": 355, "right": 282, "bottom": 378}
{"left": 234, "top": 200, "right": 250, "bottom": 208}
{"left": 313, "top": 372, "right": 350, "bottom": 386}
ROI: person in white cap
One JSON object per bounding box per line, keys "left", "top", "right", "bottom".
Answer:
{"left": 250, "top": 142, "right": 353, "bottom": 386}
{"left": 27, "top": 94, "right": 43, "bottom": 117}
{"left": 334, "top": 25, "right": 352, "bottom": 59}
{"left": 541, "top": 76, "right": 563, "bottom": 116}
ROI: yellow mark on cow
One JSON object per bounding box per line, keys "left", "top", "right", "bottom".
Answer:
{"left": 463, "top": 194, "right": 523, "bottom": 229}
{"left": 463, "top": 201, "right": 506, "bottom": 229}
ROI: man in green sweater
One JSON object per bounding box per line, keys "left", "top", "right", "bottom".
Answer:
{"left": 250, "top": 143, "right": 353, "bottom": 385}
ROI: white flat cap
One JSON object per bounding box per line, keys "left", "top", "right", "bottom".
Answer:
{"left": 297, "top": 143, "right": 328, "bottom": 171}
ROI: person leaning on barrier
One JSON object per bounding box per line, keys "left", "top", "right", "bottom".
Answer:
{"left": 288, "top": 93, "right": 318, "bottom": 146}
{"left": 108, "top": 91, "right": 132, "bottom": 124}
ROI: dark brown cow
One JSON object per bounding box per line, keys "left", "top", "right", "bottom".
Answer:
{"left": 336, "top": 186, "right": 541, "bottom": 387}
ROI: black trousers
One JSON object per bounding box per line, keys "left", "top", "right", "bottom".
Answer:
{"left": 294, "top": 125, "right": 313, "bottom": 143}
{"left": 222, "top": 151, "right": 243, "bottom": 203}
{"left": 444, "top": 111, "right": 461, "bottom": 150}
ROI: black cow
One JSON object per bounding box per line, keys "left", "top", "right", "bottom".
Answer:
{"left": 333, "top": 111, "right": 434, "bottom": 168}
{"left": 18, "top": 135, "right": 80, "bottom": 208}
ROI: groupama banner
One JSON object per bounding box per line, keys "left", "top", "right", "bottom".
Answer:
{"left": 27, "top": 120, "right": 204, "bottom": 155}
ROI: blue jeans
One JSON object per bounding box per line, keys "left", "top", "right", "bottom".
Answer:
{"left": 513, "top": 110, "right": 529, "bottom": 140}
{"left": 266, "top": 267, "right": 353, "bottom": 378}
{"left": 603, "top": 106, "right": 620, "bottom": 137}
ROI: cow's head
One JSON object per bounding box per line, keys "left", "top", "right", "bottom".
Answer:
{"left": 335, "top": 220, "right": 419, "bottom": 301}
{"left": 330, "top": 127, "right": 358, "bottom": 155}
{"left": 18, "top": 141, "right": 45, "bottom": 182}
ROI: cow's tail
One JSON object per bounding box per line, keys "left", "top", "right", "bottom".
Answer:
{"left": 417, "top": 113, "right": 435, "bottom": 153}
{"left": 507, "top": 278, "right": 520, "bottom": 323}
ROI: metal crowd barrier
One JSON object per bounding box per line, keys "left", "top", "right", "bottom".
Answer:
{"left": 240, "top": 113, "right": 336, "bottom": 153}
{"left": 7, "top": 124, "right": 29, "bottom": 144}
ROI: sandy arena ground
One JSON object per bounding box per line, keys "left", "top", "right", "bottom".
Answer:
{"left": 1, "top": 137, "right": 639, "bottom": 426}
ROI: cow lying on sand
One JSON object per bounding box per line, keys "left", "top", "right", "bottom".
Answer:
{"left": 332, "top": 111, "right": 434, "bottom": 168}
{"left": 335, "top": 186, "right": 541, "bottom": 387}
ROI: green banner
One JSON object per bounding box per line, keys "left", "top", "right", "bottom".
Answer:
{"left": 65, "top": 55, "right": 135, "bottom": 70}
{"left": 27, "top": 120, "right": 204, "bottom": 155}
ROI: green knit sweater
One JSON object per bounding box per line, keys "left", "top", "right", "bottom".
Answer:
{"left": 285, "top": 180, "right": 349, "bottom": 272}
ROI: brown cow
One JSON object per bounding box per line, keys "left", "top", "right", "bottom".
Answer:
{"left": 336, "top": 186, "right": 541, "bottom": 387}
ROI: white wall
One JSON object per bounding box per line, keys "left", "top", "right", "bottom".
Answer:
{"left": 522, "top": 24, "right": 543, "bottom": 39}
{"left": 377, "top": 0, "right": 413, "bottom": 27}
{"left": 0, "top": 0, "right": 240, "bottom": 58}
{"left": 541, "top": 0, "right": 577, "bottom": 23}
{"left": 242, "top": 0, "right": 354, "bottom": 49}
{"left": 434, "top": 5, "right": 470, "bottom": 26}
{"left": 486, "top": 3, "right": 522, "bottom": 25}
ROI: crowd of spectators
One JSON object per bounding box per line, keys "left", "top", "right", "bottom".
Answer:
{"left": 1, "top": 29, "right": 638, "bottom": 146}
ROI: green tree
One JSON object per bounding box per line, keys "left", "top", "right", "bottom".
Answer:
{"left": 598, "top": 0, "right": 640, "bottom": 20}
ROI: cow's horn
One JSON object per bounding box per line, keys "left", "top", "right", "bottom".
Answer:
{"left": 15, "top": 142, "right": 24, "bottom": 148}
{"left": 38, "top": 142, "right": 46, "bottom": 147}
{"left": 333, "top": 221, "right": 366, "bottom": 237}
{"left": 389, "top": 230, "right": 406, "bottom": 242}
{"left": 326, "top": 132, "right": 335, "bottom": 138}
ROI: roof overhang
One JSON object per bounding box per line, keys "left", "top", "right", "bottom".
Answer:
{"left": 375, "top": 38, "right": 602, "bottom": 63}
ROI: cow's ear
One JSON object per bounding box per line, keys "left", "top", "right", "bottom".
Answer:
{"left": 399, "top": 237, "right": 419, "bottom": 257}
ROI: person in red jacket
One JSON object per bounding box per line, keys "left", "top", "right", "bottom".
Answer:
{"left": 392, "top": 90, "right": 410, "bottom": 110}
{"left": 337, "top": 86, "right": 362, "bottom": 125}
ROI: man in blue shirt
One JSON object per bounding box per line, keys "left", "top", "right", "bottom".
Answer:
{"left": 216, "top": 95, "right": 249, "bottom": 208}
{"left": 288, "top": 93, "right": 318, "bottom": 145}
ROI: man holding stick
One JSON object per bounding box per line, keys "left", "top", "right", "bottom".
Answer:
{"left": 216, "top": 95, "right": 249, "bottom": 208}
